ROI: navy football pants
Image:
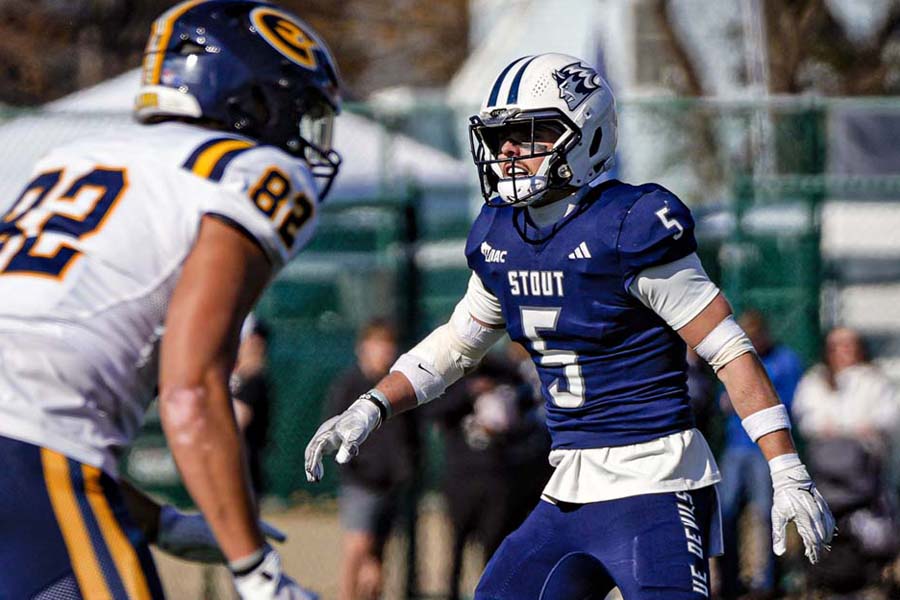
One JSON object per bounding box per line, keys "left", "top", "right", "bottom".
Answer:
{"left": 475, "top": 487, "right": 716, "bottom": 600}
{"left": 0, "top": 435, "right": 165, "bottom": 599}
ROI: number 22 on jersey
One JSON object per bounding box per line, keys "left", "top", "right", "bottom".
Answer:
{"left": 0, "top": 167, "right": 127, "bottom": 279}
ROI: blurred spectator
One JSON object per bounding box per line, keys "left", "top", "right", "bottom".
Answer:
{"left": 502, "top": 343, "right": 554, "bottom": 529}
{"left": 792, "top": 327, "right": 900, "bottom": 455}
{"left": 231, "top": 314, "right": 272, "bottom": 497}
{"left": 717, "top": 309, "right": 804, "bottom": 599}
{"left": 792, "top": 327, "right": 900, "bottom": 595}
{"left": 324, "top": 319, "right": 420, "bottom": 600}
{"left": 428, "top": 350, "right": 551, "bottom": 600}
{"left": 686, "top": 347, "right": 719, "bottom": 448}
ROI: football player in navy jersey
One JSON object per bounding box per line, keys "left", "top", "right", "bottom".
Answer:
{"left": 306, "top": 53, "right": 835, "bottom": 599}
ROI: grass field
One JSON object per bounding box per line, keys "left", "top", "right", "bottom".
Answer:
{"left": 153, "top": 495, "right": 491, "bottom": 600}
{"left": 153, "top": 497, "right": 899, "bottom": 599}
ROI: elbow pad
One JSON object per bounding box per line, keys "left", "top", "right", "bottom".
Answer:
{"left": 390, "top": 299, "right": 505, "bottom": 405}
{"left": 693, "top": 315, "right": 755, "bottom": 372}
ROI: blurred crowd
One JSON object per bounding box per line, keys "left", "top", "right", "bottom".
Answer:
{"left": 322, "top": 320, "right": 551, "bottom": 600}
{"left": 238, "top": 312, "right": 900, "bottom": 600}
{"left": 699, "top": 314, "right": 900, "bottom": 599}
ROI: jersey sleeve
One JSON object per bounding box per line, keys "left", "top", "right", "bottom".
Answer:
{"left": 617, "top": 186, "right": 698, "bottom": 290}
{"left": 196, "top": 146, "right": 320, "bottom": 268}
{"left": 464, "top": 272, "right": 506, "bottom": 326}
{"left": 464, "top": 203, "right": 502, "bottom": 272}
{"left": 627, "top": 253, "right": 720, "bottom": 330}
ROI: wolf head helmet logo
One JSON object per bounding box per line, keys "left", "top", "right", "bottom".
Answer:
{"left": 552, "top": 62, "right": 602, "bottom": 111}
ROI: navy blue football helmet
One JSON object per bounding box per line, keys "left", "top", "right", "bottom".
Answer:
{"left": 135, "top": 0, "right": 342, "bottom": 198}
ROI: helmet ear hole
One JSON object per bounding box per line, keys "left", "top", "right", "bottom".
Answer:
{"left": 246, "top": 86, "right": 271, "bottom": 126}
{"left": 226, "top": 86, "right": 270, "bottom": 133}
{"left": 589, "top": 127, "right": 603, "bottom": 156}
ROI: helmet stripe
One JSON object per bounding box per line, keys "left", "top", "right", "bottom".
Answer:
{"left": 487, "top": 57, "right": 530, "bottom": 108}
{"left": 145, "top": 0, "right": 207, "bottom": 85}
{"left": 183, "top": 138, "right": 256, "bottom": 180}
{"left": 506, "top": 56, "right": 539, "bottom": 105}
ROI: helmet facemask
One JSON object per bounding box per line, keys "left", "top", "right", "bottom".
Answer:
{"left": 469, "top": 109, "right": 580, "bottom": 207}
{"left": 293, "top": 94, "right": 341, "bottom": 199}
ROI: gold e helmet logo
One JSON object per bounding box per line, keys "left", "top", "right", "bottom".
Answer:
{"left": 250, "top": 7, "right": 319, "bottom": 70}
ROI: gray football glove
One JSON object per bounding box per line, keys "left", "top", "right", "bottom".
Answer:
{"left": 770, "top": 455, "right": 836, "bottom": 564}
{"left": 304, "top": 396, "right": 381, "bottom": 482}
{"left": 156, "top": 505, "right": 287, "bottom": 563}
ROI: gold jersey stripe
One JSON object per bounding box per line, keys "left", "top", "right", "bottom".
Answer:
{"left": 83, "top": 464, "right": 153, "bottom": 600}
{"left": 191, "top": 139, "right": 256, "bottom": 179}
{"left": 41, "top": 449, "right": 112, "bottom": 600}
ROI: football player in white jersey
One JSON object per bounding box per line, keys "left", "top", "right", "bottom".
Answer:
{"left": 0, "top": 2, "right": 341, "bottom": 598}
{"left": 306, "top": 54, "right": 835, "bottom": 599}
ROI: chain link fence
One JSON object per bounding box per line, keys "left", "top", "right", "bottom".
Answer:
{"left": 1, "top": 96, "right": 899, "bottom": 598}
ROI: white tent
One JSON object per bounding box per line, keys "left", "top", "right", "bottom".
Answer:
{"left": 448, "top": 0, "right": 609, "bottom": 110}
{"left": 0, "top": 68, "right": 471, "bottom": 204}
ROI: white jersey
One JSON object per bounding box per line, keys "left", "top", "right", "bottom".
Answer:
{"left": 0, "top": 122, "right": 319, "bottom": 475}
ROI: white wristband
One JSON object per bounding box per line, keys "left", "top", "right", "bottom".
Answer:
{"left": 741, "top": 404, "right": 792, "bottom": 442}
{"left": 768, "top": 452, "right": 802, "bottom": 475}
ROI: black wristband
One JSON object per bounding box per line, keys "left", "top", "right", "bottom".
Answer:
{"left": 228, "top": 545, "right": 269, "bottom": 576}
{"left": 361, "top": 390, "right": 390, "bottom": 424}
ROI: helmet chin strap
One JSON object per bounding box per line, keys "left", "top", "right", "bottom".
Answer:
{"left": 497, "top": 175, "right": 549, "bottom": 205}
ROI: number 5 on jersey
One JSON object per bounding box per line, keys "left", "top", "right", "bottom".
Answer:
{"left": 655, "top": 206, "right": 684, "bottom": 240}
{"left": 521, "top": 307, "right": 585, "bottom": 408}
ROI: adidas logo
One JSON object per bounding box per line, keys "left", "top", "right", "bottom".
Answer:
{"left": 567, "top": 242, "right": 592, "bottom": 260}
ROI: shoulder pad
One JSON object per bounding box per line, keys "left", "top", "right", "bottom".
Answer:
{"left": 188, "top": 140, "right": 320, "bottom": 266}
{"left": 617, "top": 186, "right": 697, "bottom": 288}
{"left": 465, "top": 203, "right": 508, "bottom": 269}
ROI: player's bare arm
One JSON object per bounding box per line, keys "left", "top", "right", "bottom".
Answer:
{"left": 679, "top": 294, "right": 796, "bottom": 457}
{"left": 677, "top": 292, "right": 835, "bottom": 563}
{"left": 159, "top": 215, "right": 272, "bottom": 563}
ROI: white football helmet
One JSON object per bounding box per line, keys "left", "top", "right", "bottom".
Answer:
{"left": 469, "top": 53, "right": 617, "bottom": 207}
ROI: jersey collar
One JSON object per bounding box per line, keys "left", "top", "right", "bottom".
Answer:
{"left": 513, "top": 179, "right": 620, "bottom": 245}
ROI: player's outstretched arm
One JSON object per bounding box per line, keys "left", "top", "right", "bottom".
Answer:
{"left": 160, "top": 216, "right": 313, "bottom": 599}
{"left": 119, "top": 479, "right": 287, "bottom": 564}
{"left": 678, "top": 294, "right": 836, "bottom": 564}
{"left": 305, "top": 274, "right": 506, "bottom": 482}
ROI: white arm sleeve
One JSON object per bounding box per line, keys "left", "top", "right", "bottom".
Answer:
{"left": 390, "top": 273, "right": 506, "bottom": 405}
{"left": 627, "top": 253, "right": 720, "bottom": 330}
{"left": 464, "top": 272, "right": 506, "bottom": 326}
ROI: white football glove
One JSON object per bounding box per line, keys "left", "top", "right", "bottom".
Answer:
{"left": 232, "top": 547, "right": 318, "bottom": 600}
{"left": 770, "top": 453, "right": 836, "bottom": 564}
{"left": 304, "top": 396, "right": 382, "bottom": 482}
{"left": 156, "top": 505, "right": 287, "bottom": 563}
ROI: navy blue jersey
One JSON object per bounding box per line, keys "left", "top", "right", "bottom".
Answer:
{"left": 465, "top": 180, "right": 698, "bottom": 449}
